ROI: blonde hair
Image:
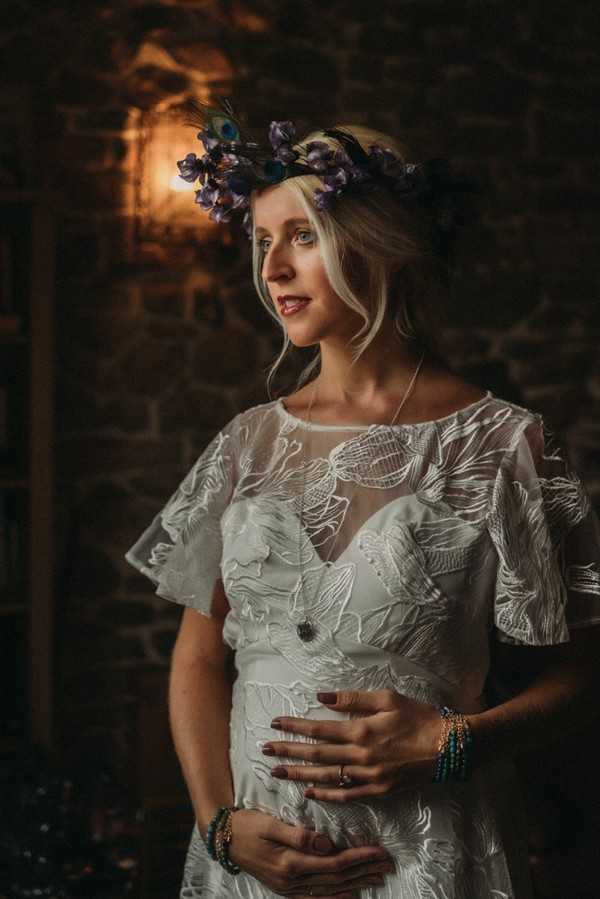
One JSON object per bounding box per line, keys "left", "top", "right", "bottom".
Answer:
{"left": 251, "top": 125, "right": 452, "bottom": 398}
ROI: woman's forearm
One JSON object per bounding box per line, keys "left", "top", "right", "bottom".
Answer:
{"left": 468, "top": 652, "right": 599, "bottom": 769}
{"left": 169, "top": 655, "right": 235, "bottom": 841}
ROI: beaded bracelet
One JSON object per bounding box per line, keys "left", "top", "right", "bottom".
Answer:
{"left": 433, "top": 706, "right": 473, "bottom": 784}
{"left": 205, "top": 804, "right": 241, "bottom": 874}
{"left": 214, "top": 807, "right": 241, "bottom": 875}
{"left": 205, "top": 805, "right": 229, "bottom": 859}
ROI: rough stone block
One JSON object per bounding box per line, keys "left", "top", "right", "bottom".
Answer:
{"left": 158, "top": 382, "right": 236, "bottom": 436}
{"left": 143, "top": 288, "right": 185, "bottom": 317}
{"left": 193, "top": 327, "right": 257, "bottom": 386}
{"left": 57, "top": 70, "right": 117, "bottom": 107}
{"left": 129, "top": 3, "right": 193, "bottom": 32}
{"left": 450, "top": 269, "right": 541, "bottom": 328}
{"left": 536, "top": 109, "right": 600, "bottom": 156}
{"left": 449, "top": 122, "right": 527, "bottom": 156}
{"left": 264, "top": 45, "right": 339, "bottom": 89}
{"left": 78, "top": 483, "right": 156, "bottom": 547}
{"left": 442, "top": 61, "right": 530, "bottom": 117}
{"left": 124, "top": 65, "right": 189, "bottom": 110}
{"left": 101, "top": 599, "right": 155, "bottom": 627}
{"left": 359, "top": 23, "right": 413, "bottom": 54}
{"left": 105, "top": 336, "right": 188, "bottom": 396}
{"left": 69, "top": 544, "right": 121, "bottom": 599}
{"left": 72, "top": 107, "right": 132, "bottom": 133}
{"left": 59, "top": 436, "right": 182, "bottom": 477}
{"left": 56, "top": 225, "right": 103, "bottom": 280}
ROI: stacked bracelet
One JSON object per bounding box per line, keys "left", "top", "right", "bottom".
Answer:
{"left": 433, "top": 706, "right": 473, "bottom": 784}
{"left": 205, "top": 805, "right": 241, "bottom": 875}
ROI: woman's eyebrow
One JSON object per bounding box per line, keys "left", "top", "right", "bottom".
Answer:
{"left": 254, "top": 217, "right": 310, "bottom": 236}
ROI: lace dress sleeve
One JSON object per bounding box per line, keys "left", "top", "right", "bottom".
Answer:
{"left": 486, "top": 414, "right": 600, "bottom": 645}
{"left": 124, "top": 417, "right": 239, "bottom": 617}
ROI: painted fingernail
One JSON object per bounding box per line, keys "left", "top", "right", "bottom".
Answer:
{"left": 271, "top": 767, "right": 288, "bottom": 778}
{"left": 262, "top": 744, "right": 275, "bottom": 755}
{"left": 271, "top": 718, "right": 282, "bottom": 729}
{"left": 317, "top": 692, "right": 337, "bottom": 704}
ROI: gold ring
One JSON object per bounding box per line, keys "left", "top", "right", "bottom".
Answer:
{"left": 338, "top": 764, "right": 353, "bottom": 788}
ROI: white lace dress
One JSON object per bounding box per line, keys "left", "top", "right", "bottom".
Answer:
{"left": 125, "top": 391, "right": 600, "bottom": 899}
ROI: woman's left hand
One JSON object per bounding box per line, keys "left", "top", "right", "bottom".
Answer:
{"left": 262, "top": 689, "right": 442, "bottom": 802}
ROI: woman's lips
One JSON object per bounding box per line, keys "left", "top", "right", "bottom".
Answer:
{"left": 279, "top": 296, "right": 311, "bottom": 316}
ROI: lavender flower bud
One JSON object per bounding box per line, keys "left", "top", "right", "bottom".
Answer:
{"left": 177, "top": 153, "right": 205, "bottom": 183}
{"left": 195, "top": 184, "right": 220, "bottom": 210}
{"left": 274, "top": 145, "right": 299, "bottom": 164}
{"left": 269, "top": 120, "right": 296, "bottom": 149}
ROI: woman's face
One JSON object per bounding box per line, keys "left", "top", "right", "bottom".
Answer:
{"left": 253, "top": 184, "right": 361, "bottom": 347}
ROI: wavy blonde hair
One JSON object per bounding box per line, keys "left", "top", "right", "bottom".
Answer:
{"left": 251, "top": 125, "right": 453, "bottom": 398}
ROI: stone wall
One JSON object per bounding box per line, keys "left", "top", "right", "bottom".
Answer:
{"left": 4, "top": 0, "right": 599, "bottom": 782}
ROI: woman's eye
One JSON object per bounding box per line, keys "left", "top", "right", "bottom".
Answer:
{"left": 258, "top": 230, "right": 313, "bottom": 252}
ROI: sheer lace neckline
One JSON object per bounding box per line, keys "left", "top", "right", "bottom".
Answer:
{"left": 275, "top": 390, "right": 494, "bottom": 431}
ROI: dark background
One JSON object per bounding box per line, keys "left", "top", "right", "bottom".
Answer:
{"left": 1, "top": 0, "right": 599, "bottom": 895}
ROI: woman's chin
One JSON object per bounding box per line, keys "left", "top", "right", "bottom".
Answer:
{"left": 284, "top": 327, "right": 322, "bottom": 348}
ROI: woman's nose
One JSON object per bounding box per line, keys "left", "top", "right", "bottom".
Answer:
{"left": 263, "top": 246, "right": 294, "bottom": 283}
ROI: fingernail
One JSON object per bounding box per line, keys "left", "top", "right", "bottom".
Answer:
{"left": 317, "top": 692, "right": 337, "bottom": 704}
{"left": 262, "top": 744, "right": 275, "bottom": 755}
{"left": 271, "top": 718, "right": 282, "bottom": 729}
{"left": 315, "top": 835, "right": 334, "bottom": 853}
{"left": 271, "top": 767, "right": 288, "bottom": 778}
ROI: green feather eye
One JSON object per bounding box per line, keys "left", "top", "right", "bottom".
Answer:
{"left": 210, "top": 114, "right": 241, "bottom": 142}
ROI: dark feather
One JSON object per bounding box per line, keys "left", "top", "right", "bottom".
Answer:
{"left": 323, "top": 128, "right": 371, "bottom": 166}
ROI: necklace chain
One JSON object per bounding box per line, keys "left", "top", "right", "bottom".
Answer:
{"left": 295, "top": 350, "right": 426, "bottom": 643}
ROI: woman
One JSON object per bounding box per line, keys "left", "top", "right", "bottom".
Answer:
{"left": 125, "top": 111, "right": 600, "bottom": 898}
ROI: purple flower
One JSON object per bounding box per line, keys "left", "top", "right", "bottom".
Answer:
{"left": 306, "top": 141, "right": 334, "bottom": 172}
{"left": 229, "top": 190, "right": 249, "bottom": 210}
{"left": 368, "top": 145, "right": 403, "bottom": 177}
{"left": 226, "top": 174, "right": 252, "bottom": 196}
{"left": 314, "top": 187, "right": 336, "bottom": 211}
{"left": 274, "top": 144, "right": 299, "bottom": 164}
{"left": 268, "top": 120, "right": 296, "bottom": 149}
{"left": 209, "top": 204, "right": 233, "bottom": 224}
{"left": 195, "top": 183, "right": 220, "bottom": 210}
{"left": 177, "top": 153, "right": 206, "bottom": 184}
{"left": 323, "top": 167, "right": 350, "bottom": 191}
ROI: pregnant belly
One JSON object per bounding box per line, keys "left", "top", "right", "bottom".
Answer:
{"left": 227, "top": 668, "right": 462, "bottom": 851}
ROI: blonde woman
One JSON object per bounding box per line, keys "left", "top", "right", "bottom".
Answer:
{"left": 126, "top": 113, "right": 600, "bottom": 898}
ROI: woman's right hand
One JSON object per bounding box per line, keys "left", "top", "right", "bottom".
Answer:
{"left": 226, "top": 809, "right": 396, "bottom": 897}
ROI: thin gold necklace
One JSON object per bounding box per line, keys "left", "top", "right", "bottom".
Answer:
{"left": 295, "top": 349, "right": 426, "bottom": 643}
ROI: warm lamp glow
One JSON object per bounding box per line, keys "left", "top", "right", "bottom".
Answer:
{"left": 170, "top": 174, "right": 196, "bottom": 192}
{"left": 136, "top": 107, "right": 213, "bottom": 237}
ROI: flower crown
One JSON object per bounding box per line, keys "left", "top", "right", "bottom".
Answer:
{"left": 176, "top": 99, "right": 480, "bottom": 239}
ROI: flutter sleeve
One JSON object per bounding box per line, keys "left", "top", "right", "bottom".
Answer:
{"left": 124, "top": 415, "right": 239, "bottom": 617}
{"left": 486, "top": 414, "right": 600, "bottom": 645}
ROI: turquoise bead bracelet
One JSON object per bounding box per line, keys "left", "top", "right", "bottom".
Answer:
{"left": 433, "top": 706, "right": 473, "bottom": 784}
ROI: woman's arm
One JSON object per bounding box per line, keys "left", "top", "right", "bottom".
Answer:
{"left": 168, "top": 583, "right": 236, "bottom": 841}
{"left": 254, "top": 626, "right": 600, "bottom": 803}
{"left": 469, "top": 625, "right": 600, "bottom": 769}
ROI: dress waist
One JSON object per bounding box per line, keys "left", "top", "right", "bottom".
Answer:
{"left": 233, "top": 642, "right": 486, "bottom": 715}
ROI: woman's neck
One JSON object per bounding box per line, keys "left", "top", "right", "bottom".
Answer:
{"left": 315, "top": 332, "right": 435, "bottom": 408}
